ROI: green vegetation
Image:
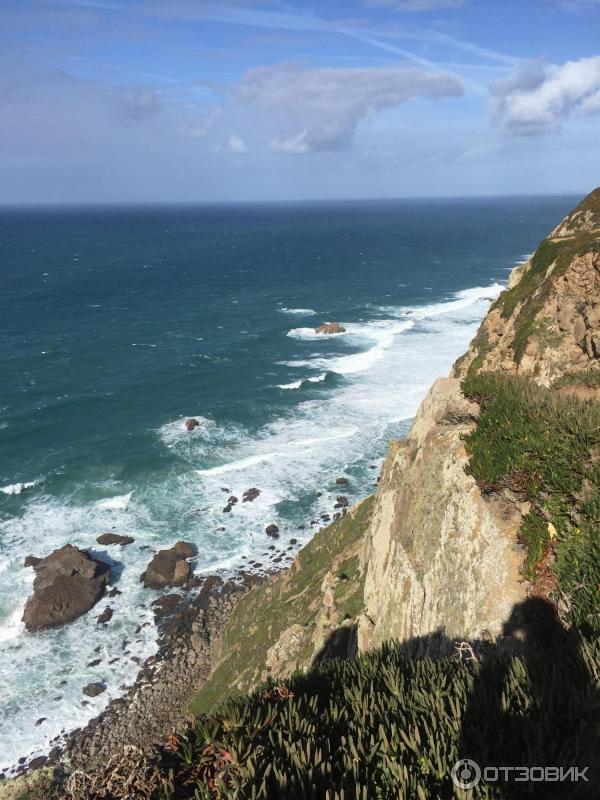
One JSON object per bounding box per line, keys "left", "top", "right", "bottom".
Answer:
{"left": 160, "top": 634, "right": 599, "bottom": 799}
{"left": 191, "top": 497, "right": 374, "bottom": 715}
{"left": 553, "top": 368, "right": 600, "bottom": 389}
{"left": 461, "top": 371, "right": 600, "bottom": 634}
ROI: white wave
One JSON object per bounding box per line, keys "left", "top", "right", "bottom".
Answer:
{"left": 392, "top": 283, "right": 503, "bottom": 322}
{"left": 196, "top": 453, "right": 275, "bottom": 476}
{"left": 0, "top": 606, "right": 25, "bottom": 644}
{"left": 1, "top": 480, "right": 38, "bottom": 496}
{"left": 278, "top": 373, "right": 328, "bottom": 390}
{"left": 279, "top": 307, "right": 316, "bottom": 315}
{"left": 287, "top": 326, "right": 346, "bottom": 340}
{"left": 95, "top": 491, "right": 133, "bottom": 510}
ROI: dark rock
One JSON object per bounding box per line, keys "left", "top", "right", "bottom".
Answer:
{"left": 28, "top": 756, "right": 48, "bottom": 770}
{"left": 335, "top": 477, "right": 348, "bottom": 485}
{"left": 143, "top": 541, "right": 196, "bottom": 589}
{"left": 97, "top": 606, "right": 113, "bottom": 625}
{"left": 23, "top": 555, "right": 41, "bottom": 568}
{"left": 35, "top": 717, "right": 47, "bottom": 727}
{"left": 228, "top": 496, "right": 238, "bottom": 504}
{"left": 334, "top": 495, "right": 349, "bottom": 509}
{"left": 185, "top": 418, "right": 200, "bottom": 431}
{"left": 316, "top": 492, "right": 323, "bottom": 497}
{"left": 333, "top": 512, "right": 341, "bottom": 520}
{"left": 22, "top": 545, "right": 111, "bottom": 632}
{"left": 96, "top": 533, "right": 135, "bottom": 547}
{"left": 221, "top": 487, "right": 230, "bottom": 493}
{"left": 289, "top": 538, "right": 298, "bottom": 545}
{"left": 107, "top": 587, "right": 122, "bottom": 598}
{"left": 265, "top": 524, "right": 279, "bottom": 537}
{"left": 82, "top": 682, "right": 106, "bottom": 698}
{"left": 297, "top": 524, "right": 305, "bottom": 530}
{"left": 242, "top": 487, "right": 260, "bottom": 502}
{"left": 87, "top": 658, "right": 101, "bottom": 667}
{"left": 223, "top": 504, "right": 232, "bottom": 513}
{"left": 216, "top": 527, "right": 225, "bottom": 532}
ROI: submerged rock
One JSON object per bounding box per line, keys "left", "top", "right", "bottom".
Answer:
{"left": 142, "top": 541, "right": 196, "bottom": 589}
{"left": 22, "top": 545, "right": 111, "bottom": 632}
{"left": 316, "top": 321, "right": 345, "bottom": 335}
{"left": 96, "top": 533, "right": 135, "bottom": 547}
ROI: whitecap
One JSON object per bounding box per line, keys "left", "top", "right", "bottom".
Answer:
{"left": 1, "top": 481, "right": 38, "bottom": 496}
{"left": 95, "top": 491, "right": 133, "bottom": 510}
{"left": 279, "top": 307, "right": 316, "bottom": 315}
{"left": 277, "top": 373, "right": 328, "bottom": 390}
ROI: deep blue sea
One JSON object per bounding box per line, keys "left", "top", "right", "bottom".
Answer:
{"left": 0, "top": 195, "right": 578, "bottom": 766}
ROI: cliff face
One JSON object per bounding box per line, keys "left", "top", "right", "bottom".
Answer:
{"left": 193, "top": 188, "right": 600, "bottom": 711}
{"left": 358, "top": 378, "right": 527, "bottom": 655}
{"left": 453, "top": 188, "right": 600, "bottom": 387}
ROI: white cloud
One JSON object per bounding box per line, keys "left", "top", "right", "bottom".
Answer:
{"left": 364, "top": 0, "right": 464, "bottom": 10}
{"left": 494, "top": 55, "right": 600, "bottom": 134}
{"left": 236, "top": 63, "right": 464, "bottom": 153}
{"left": 228, "top": 134, "right": 248, "bottom": 153}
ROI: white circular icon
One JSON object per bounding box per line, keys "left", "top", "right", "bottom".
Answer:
{"left": 451, "top": 758, "right": 482, "bottom": 790}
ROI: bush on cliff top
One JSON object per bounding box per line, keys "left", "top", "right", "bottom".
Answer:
{"left": 461, "top": 372, "right": 600, "bottom": 634}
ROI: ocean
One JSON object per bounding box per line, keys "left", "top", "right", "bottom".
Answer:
{"left": 0, "top": 195, "right": 577, "bottom": 767}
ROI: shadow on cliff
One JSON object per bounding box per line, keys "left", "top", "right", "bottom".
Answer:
{"left": 312, "top": 598, "right": 600, "bottom": 799}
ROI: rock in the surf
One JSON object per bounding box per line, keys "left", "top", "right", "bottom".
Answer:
{"left": 96, "top": 606, "right": 113, "bottom": 625}
{"left": 335, "top": 477, "right": 348, "bottom": 485}
{"left": 142, "top": 541, "right": 196, "bottom": 589}
{"left": 22, "top": 545, "right": 111, "bottom": 632}
{"left": 242, "top": 487, "right": 261, "bottom": 502}
{"left": 266, "top": 524, "right": 279, "bottom": 538}
{"left": 185, "top": 418, "right": 200, "bottom": 431}
{"left": 316, "top": 321, "right": 345, "bottom": 334}
{"left": 96, "top": 533, "right": 135, "bottom": 547}
{"left": 82, "top": 682, "right": 106, "bottom": 698}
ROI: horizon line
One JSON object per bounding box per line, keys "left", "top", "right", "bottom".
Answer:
{"left": 0, "top": 189, "right": 586, "bottom": 210}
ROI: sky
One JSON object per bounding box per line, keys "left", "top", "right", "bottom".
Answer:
{"left": 0, "top": 0, "right": 599, "bottom": 202}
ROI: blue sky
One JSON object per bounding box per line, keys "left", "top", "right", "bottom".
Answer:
{"left": 1, "top": 0, "right": 599, "bottom": 202}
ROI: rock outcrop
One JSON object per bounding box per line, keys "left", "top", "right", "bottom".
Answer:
{"left": 453, "top": 187, "right": 600, "bottom": 386}
{"left": 185, "top": 418, "right": 200, "bottom": 431}
{"left": 96, "top": 533, "right": 135, "bottom": 547}
{"left": 316, "top": 321, "right": 345, "bottom": 334}
{"left": 142, "top": 541, "right": 196, "bottom": 589}
{"left": 358, "top": 378, "right": 527, "bottom": 656}
{"left": 22, "top": 545, "right": 111, "bottom": 632}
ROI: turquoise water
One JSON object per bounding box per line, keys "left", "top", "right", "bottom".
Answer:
{"left": 0, "top": 195, "right": 577, "bottom": 765}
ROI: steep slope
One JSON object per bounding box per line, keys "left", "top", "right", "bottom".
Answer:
{"left": 454, "top": 188, "right": 600, "bottom": 386}
{"left": 358, "top": 378, "right": 527, "bottom": 655}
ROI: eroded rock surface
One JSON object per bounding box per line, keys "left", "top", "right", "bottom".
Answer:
{"left": 142, "top": 541, "right": 196, "bottom": 589}
{"left": 22, "top": 545, "right": 111, "bottom": 632}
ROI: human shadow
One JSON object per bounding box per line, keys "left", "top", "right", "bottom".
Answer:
{"left": 458, "top": 597, "right": 600, "bottom": 799}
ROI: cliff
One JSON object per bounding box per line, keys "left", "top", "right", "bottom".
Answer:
{"left": 453, "top": 188, "right": 600, "bottom": 387}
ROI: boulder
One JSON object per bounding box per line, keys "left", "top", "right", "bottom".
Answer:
{"left": 96, "top": 606, "right": 113, "bottom": 625}
{"left": 96, "top": 533, "right": 135, "bottom": 547}
{"left": 142, "top": 541, "right": 196, "bottom": 589}
{"left": 82, "top": 682, "right": 106, "bottom": 697}
{"left": 266, "top": 524, "right": 279, "bottom": 538}
{"left": 316, "top": 321, "right": 346, "bottom": 335}
{"left": 22, "top": 545, "right": 111, "bottom": 632}
{"left": 185, "top": 418, "right": 200, "bottom": 431}
{"left": 334, "top": 495, "right": 349, "bottom": 509}
{"left": 335, "top": 477, "right": 348, "bottom": 485}
{"left": 242, "top": 487, "right": 261, "bottom": 502}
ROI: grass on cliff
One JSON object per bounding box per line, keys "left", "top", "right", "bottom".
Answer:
{"left": 161, "top": 632, "right": 600, "bottom": 800}
{"left": 190, "top": 496, "right": 374, "bottom": 715}
{"left": 553, "top": 368, "right": 600, "bottom": 389}
{"left": 461, "top": 372, "right": 600, "bottom": 634}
